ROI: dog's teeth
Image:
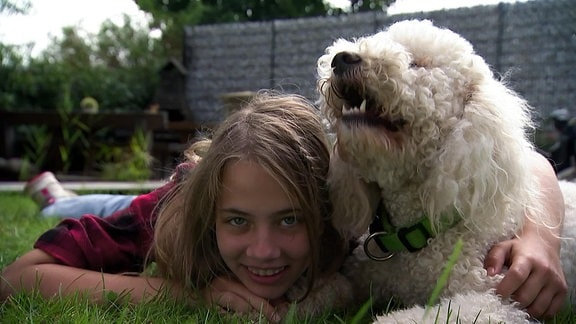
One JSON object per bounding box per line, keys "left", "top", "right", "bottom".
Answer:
{"left": 341, "top": 103, "right": 366, "bottom": 116}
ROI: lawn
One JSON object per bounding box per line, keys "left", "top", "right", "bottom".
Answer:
{"left": 0, "top": 192, "right": 574, "bottom": 323}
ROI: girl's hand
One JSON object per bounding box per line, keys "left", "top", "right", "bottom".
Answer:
{"left": 203, "top": 277, "right": 281, "bottom": 322}
{"left": 485, "top": 236, "right": 567, "bottom": 318}
{"left": 485, "top": 151, "right": 568, "bottom": 319}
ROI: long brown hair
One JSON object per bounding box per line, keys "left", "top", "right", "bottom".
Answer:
{"left": 153, "top": 91, "right": 346, "bottom": 299}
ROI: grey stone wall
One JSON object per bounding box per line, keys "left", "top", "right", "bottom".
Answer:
{"left": 184, "top": 0, "right": 576, "bottom": 123}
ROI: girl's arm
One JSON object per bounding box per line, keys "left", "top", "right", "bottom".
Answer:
{"left": 484, "top": 151, "right": 567, "bottom": 318}
{"left": 1, "top": 249, "right": 173, "bottom": 303}
{"left": 1, "top": 249, "right": 280, "bottom": 322}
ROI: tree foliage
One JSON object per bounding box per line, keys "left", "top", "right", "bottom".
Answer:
{"left": 0, "top": 15, "right": 164, "bottom": 112}
{"left": 135, "top": 0, "right": 203, "bottom": 59}
{"left": 0, "top": 0, "right": 30, "bottom": 14}
{"left": 350, "top": 0, "right": 396, "bottom": 13}
{"left": 136, "top": 0, "right": 331, "bottom": 24}
{"left": 196, "top": 0, "right": 330, "bottom": 23}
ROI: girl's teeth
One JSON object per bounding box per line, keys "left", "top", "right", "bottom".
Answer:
{"left": 248, "top": 267, "right": 284, "bottom": 276}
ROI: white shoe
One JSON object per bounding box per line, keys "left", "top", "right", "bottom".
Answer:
{"left": 23, "top": 171, "right": 77, "bottom": 209}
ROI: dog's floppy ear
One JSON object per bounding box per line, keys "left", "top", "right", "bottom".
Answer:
{"left": 425, "top": 78, "right": 534, "bottom": 230}
{"left": 329, "top": 146, "right": 379, "bottom": 239}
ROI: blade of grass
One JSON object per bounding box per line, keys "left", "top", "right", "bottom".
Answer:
{"left": 425, "top": 238, "right": 464, "bottom": 316}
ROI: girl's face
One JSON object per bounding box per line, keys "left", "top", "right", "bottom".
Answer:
{"left": 215, "top": 160, "right": 310, "bottom": 302}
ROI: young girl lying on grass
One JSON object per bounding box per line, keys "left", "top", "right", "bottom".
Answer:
{"left": 2, "top": 91, "right": 568, "bottom": 320}
{"left": 1, "top": 92, "right": 352, "bottom": 321}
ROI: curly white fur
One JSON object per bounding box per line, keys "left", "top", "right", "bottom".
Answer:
{"left": 317, "top": 19, "right": 576, "bottom": 322}
{"left": 286, "top": 272, "right": 353, "bottom": 318}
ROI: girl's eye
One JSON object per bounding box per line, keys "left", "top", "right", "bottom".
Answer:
{"left": 228, "top": 217, "right": 247, "bottom": 226}
{"left": 281, "top": 216, "right": 298, "bottom": 226}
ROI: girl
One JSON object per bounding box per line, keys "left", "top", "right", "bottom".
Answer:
{"left": 1, "top": 91, "right": 351, "bottom": 321}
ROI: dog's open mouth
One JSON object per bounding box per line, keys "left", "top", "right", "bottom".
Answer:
{"left": 332, "top": 80, "right": 406, "bottom": 132}
{"left": 342, "top": 98, "right": 406, "bottom": 131}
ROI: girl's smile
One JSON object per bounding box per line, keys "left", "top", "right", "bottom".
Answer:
{"left": 245, "top": 265, "right": 287, "bottom": 285}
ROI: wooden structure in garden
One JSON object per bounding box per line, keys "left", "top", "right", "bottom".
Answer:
{"left": 152, "top": 58, "right": 189, "bottom": 122}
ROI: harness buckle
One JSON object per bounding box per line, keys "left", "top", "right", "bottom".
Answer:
{"left": 364, "top": 220, "right": 433, "bottom": 261}
{"left": 397, "top": 222, "right": 432, "bottom": 252}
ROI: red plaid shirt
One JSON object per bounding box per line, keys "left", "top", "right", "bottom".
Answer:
{"left": 34, "top": 164, "right": 192, "bottom": 273}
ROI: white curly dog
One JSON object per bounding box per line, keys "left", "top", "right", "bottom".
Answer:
{"left": 317, "top": 19, "right": 576, "bottom": 323}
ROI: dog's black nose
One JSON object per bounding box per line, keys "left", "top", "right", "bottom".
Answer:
{"left": 331, "top": 52, "right": 362, "bottom": 76}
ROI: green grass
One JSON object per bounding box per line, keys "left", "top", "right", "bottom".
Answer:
{"left": 0, "top": 192, "right": 574, "bottom": 323}
{"left": 0, "top": 194, "right": 60, "bottom": 266}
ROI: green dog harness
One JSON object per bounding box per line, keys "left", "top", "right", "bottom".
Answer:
{"left": 364, "top": 202, "right": 460, "bottom": 261}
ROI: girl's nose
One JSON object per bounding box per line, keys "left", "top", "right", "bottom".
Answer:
{"left": 246, "top": 227, "right": 281, "bottom": 259}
